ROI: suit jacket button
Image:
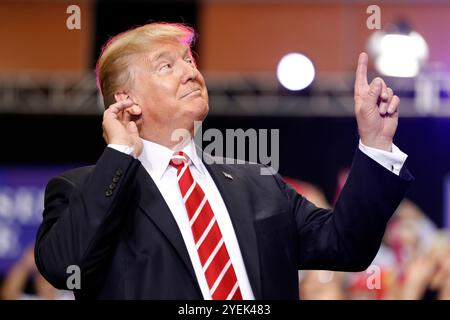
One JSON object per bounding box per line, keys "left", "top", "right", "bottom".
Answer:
{"left": 105, "top": 189, "right": 113, "bottom": 197}
{"left": 112, "top": 176, "right": 120, "bottom": 183}
{"left": 115, "top": 169, "right": 123, "bottom": 176}
{"left": 109, "top": 183, "right": 116, "bottom": 190}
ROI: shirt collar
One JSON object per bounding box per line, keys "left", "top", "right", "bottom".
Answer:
{"left": 138, "top": 138, "right": 205, "bottom": 181}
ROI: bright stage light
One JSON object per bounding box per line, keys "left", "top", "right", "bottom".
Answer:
{"left": 368, "top": 29, "right": 429, "bottom": 78}
{"left": 277, "top": 53, "right": 315, "bottom": 91}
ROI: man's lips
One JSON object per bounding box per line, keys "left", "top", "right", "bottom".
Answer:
{"left": 180, "top": 89, "right": 201, "bottom": 99}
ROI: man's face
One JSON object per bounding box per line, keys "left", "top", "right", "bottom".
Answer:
{"left": 128, "top": 40, "right": 209, "bottom": 139}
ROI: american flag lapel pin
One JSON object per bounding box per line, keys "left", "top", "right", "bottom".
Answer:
{"left": 222, "top": 171, "right": 233, "bottom": 180}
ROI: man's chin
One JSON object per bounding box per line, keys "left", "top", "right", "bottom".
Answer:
{"left": 192, "top": 102, "right": 209, "bottom": 122}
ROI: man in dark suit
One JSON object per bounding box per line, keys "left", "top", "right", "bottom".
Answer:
{"left": 35, "top": 23, "right": 412, "bottom": 300}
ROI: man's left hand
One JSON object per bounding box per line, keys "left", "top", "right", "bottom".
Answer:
{"left": 354, "top": 52, "right": 400, "bottom": 152}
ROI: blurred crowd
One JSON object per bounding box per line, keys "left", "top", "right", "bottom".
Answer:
{"left": 292, "top": 178, "right": 450, "bottom": 300}
{"left": 0, "top": 244, "right": 73, "bottom": 300}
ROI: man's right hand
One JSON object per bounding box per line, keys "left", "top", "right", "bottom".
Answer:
{"left": 102, "top": 99, "right": 143, "bottom": 157}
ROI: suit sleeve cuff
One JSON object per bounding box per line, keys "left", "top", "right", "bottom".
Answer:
{"left": 358, "top": 140, "right": 408, "bottom": 176}
{"left": 107, "top": 144, "right": 136, "bottom": 159}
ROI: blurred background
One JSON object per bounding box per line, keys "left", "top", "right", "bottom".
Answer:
{"left": 1, "top": 0, "right": 450, "bottom": 300}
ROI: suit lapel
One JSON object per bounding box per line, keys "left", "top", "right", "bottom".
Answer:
{"left": 135, "top": 165, "right": 202, "bottom": 296}
{"left": 204, "top": 161, "right": 262, "bottom": 299}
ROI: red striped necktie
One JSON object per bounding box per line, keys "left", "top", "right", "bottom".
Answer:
{"left": 170, "top": 151, "right": 242, "bottom": 300}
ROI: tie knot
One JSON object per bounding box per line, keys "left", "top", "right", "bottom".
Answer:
{"left": 170, "top": 151, "right": 188, "bottom": 168}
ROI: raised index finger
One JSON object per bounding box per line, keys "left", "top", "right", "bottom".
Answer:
{"left": 355, "top": 52, "right": 369, "bottom": 94}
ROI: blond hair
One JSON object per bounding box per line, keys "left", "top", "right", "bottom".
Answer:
{"left": 96, "top": 22, "right": 195, "bottom": 108}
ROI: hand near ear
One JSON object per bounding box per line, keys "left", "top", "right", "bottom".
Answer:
{"left": 102, "top": 96, "right": 143, "bottom": 157}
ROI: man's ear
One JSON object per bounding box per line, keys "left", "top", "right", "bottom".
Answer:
{"left": 114, "top": 92, "right": 129, "bottom": 102}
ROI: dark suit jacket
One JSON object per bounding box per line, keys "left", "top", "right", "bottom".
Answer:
{"left": 35, "top": 147, "right": 412, "bottom": 299}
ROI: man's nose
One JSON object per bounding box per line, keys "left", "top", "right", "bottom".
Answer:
{"left": 180, "top": 61, "right": 197, "bottom": 84}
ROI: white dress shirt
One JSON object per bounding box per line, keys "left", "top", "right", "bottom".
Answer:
{"left": 108, "top": 138, "right": 408, "bottom": 300}
{"left": 358, "top": 140, "right": 407, "bottom": 175}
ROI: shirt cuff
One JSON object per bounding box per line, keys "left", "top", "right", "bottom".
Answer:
{"left": 107, "top": 144, "right": 136, "bottom": 159}
{"left": 358, "top": 140, "right": 408, "bottom": 176}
